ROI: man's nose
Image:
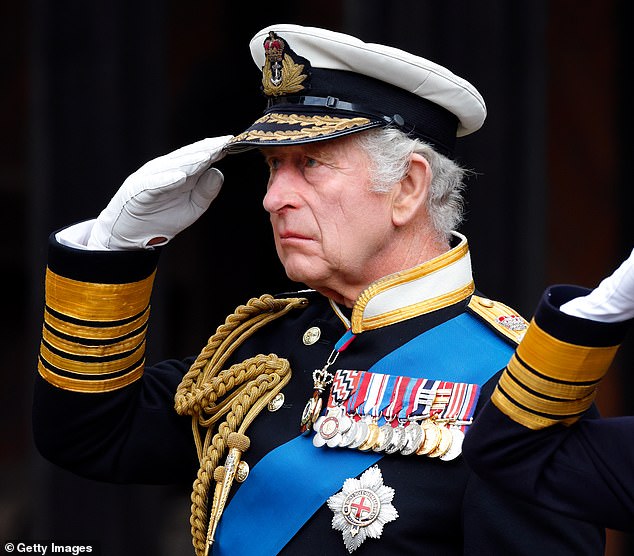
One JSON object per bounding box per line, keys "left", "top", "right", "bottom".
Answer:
{"left": 263, "top": 167, "right": 300, "bottom": 214}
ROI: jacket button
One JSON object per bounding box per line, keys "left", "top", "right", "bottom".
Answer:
{"left": 303, "top": 326, "right": 321, "bottom": 345}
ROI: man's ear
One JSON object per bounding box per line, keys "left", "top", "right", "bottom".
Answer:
{"left": 391, "top": 153, "right": 431, "bottom": 227}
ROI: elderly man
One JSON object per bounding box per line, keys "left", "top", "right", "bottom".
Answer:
{"left": 33, "top": 24, "right": 604, "bottom": 555}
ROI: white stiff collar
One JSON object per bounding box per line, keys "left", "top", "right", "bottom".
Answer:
{"left": 346, "top": 232, "right": 474, "bottom": 333}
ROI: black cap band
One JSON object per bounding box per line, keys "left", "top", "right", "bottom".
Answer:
{"left": 264, "top": 68, "right": 459, "bottom": 155}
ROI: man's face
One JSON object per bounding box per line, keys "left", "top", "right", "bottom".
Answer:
{"left": 261, "top": 136, "right": 399, "bottom": 305}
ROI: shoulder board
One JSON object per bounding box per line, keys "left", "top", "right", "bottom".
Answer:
{"left": 467, "top": 294, "right": 529, "bottom": 345}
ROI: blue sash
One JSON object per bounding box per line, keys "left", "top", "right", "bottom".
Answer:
{"left": 213, "top": 312, "right": 515, "bottom": 555}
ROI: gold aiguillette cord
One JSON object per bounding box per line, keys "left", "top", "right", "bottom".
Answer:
{"left": 202, "top": 365, "right": 290, "bottom": 556}
{"left": 174, "top": 295, "right": 308, "bottom": 556}
{"left": 204, "top": 432, "right": 250, "bottom": 555}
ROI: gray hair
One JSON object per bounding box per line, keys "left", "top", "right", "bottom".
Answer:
{"left": 352, "top": 127, "right": 469, "bottom": 238}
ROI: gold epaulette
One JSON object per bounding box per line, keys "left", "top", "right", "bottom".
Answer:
{"left": 467, "top": 295, "right": 529, "bottom": 345}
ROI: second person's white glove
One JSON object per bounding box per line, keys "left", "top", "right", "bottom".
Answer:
{"left": 88, "top": 135, "right": 233, "bottom": 250}
{"left": 560, "top": 247, "right": 634, "bottom": 323}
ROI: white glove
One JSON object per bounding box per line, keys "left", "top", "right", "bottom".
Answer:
{"left": 88, "top": 136, "right": 233, "bottom": 250}
{"left": 560, "top": 247, "right": 634, "bottom": 323}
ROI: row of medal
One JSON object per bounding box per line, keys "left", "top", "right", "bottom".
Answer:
{"left": 312, "top": 407, "right": 465, "bottom": 462}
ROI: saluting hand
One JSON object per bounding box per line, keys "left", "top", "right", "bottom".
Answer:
{"left": 88, "top": 135, "right": 233, "bottom": 250}
{"left": 561, "top": 247, "right": 634, "bottom": 323}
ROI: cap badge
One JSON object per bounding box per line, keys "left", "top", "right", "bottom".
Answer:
{"left": 327, "top": 465, "right": 398, "bottom": 553}
{"left": 262, "top": 31, "right": 309, "bottom": 97}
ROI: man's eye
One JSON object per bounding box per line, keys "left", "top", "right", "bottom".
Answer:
{"left": 305, "top": 158, "right": 319, "bottom": 168}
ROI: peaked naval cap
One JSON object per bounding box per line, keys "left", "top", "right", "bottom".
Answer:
{"left": 226, "top": 24, "right": 487, "bottom": 157}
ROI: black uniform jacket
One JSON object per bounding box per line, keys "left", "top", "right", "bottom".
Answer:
{"left": 33, "top": 231, "right": 605, "bottom": 555}
{"left": 463, "top": 284, "right": 634, "bottom": 532}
